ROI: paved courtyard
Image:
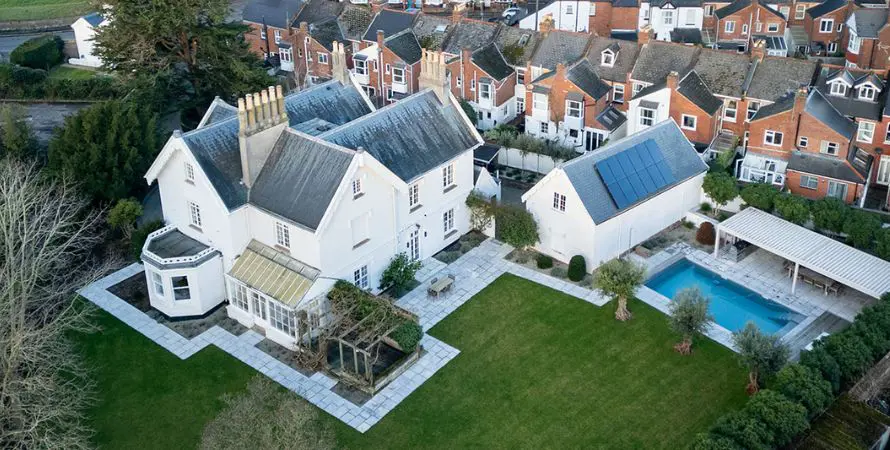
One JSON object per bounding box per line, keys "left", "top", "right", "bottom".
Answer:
{"left": 78, "top": 238, "right": 608, "bottom": 432}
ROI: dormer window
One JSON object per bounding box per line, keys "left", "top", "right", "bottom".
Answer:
{"left": 858, "top": 85, "right": 877, "bottom": 101}
{"left": 601, "top": 50, "right": 615, "bottom": 67}
{"left": 829, "top": 81, "right": 847, "bottom": 96}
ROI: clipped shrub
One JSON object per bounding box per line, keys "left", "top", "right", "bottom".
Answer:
{"left": 772, "top": 364, "right": 833, "bottom": 418}
{"left": 567, "top": 255, "right": 586, "bottom": 282}
{"left": 773, "top": 194, "right": 810, "bottom": 225}
{"left": 740, "top": 183, "right": 779, "bottom": 211}
{"left": 696, "top": 222, "right": 716, "bottom": 246}
{"left": 495, "top": 205, "right": 539, "bottom": 249}
{"left": 130, "top": 220, "right": 164, "bottom": 260}
{"left": 710, "top": 409, "right": 772, "bottom": 450}
{"left": 744, "top": 390, "right": 808, "bottom": 447}
{"left": 811, "top": 197, "right": 848, "bottom": 234}
{"left": 380, "top": 253, "right": 422, "bottom": 295}
{"left": 700, "top": 202, "right": 713, "bottom": 213}
{"left": 877, "top": 228, "right": 890, "bottom": 261}
{"left": 10, "top": 35, "right": 64, "bottom": 70}
{"left": 389, "top": 321, "right": 423, "bottom": 351}
{"left": 799, "top": 346, "right": 841, "bottom": 394}
{"left": 843, "top": 209, "right": 881, "bottom": 249}
{"left": 550, "top": 267, "right": 567, "bottom": 278}
{"left": 536, "top": 254, "right": 553, "bottom": 269}
{"left": 822, "top": 332, "right": 873, "bottom": 387}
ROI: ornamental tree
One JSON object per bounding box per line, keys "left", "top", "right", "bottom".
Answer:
{"left": 740, "top": 183, "right": 779, "bottom": 212}
{"left": 702, "top": 171, "right": 739, "bottom": 212}
{"left": 380, "top": 252, "right": 422, "bottom": 296}
{"left": 772, "top": 364, "right": 833, "bottom": 418}
{"left": 743, "top": 390, "right": 808, "bottom": 447}
{"left": 107, "top": 198, "right": 143, "bottom": 240}
{"left": 843, "top": 209, "right": 881, "bottom": 249}
{"left": 593, "top": 258, "right": 645, "bottom": 321}
{"left": 773, "top": 194, "right": 810, "bottom": 225}
{"left": 668, "top": 287, "right": 714, "bottom": 355}
{"left": 495, "top": 205, "right": 539, "bottom": 249}
{"left": 811, "top": 197, "right": 848, "bottom": 234}
{"left": 733, "top": 322, "right": 789, "bottom": 394}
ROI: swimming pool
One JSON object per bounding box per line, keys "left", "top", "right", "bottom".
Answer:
{"left": 645, "top": 259, "right": 797, "bottom": 334}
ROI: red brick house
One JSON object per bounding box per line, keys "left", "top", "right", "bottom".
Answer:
{"left": 589, "top": 0, "right": 642, "bottom": 36}
{"left": 243, "top": 0, "right": 303, "bottom": 61}
{"left": 802, "top": 0, "right": 851, "bottom": 55}
{"left": 713, "top": 0, "right": 787, "bottom": 53}
{"left": 446, "top": 44, "right": 518, "bottom": 130}
{"left": 845, "top": 8, "right": 890, "bottom": 70}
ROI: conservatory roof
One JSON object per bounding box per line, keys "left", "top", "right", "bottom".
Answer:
{"left": 717, "top": 208, "right": 890, "bottom": 299}
{"left": 228, "top": 240, "right": 320, "bottom": 307}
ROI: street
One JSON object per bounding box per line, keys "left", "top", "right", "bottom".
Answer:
{"left": 0, "top": 30, "right": 74, "bottom": 61}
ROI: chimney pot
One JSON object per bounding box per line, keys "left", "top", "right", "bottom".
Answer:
{"left": 300, "top": 21, "right": 308, "bottom": 32}
{"left": 246, "top": 94, "right": 256, "bottom": 128}
{"left": 377, "top": 30, "right": 385, "bottom": 48}
{"left": 268, "top": 86, "right": 279, "bottom": 119}
{"left": 276, "top": 85, "right": 285, "bottom": 118}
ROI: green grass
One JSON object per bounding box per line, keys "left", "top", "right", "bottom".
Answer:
{"left": 0, "top": 0, "right": 91, "bottom": 22}
{"left": 48, "top": 65, "right": 97, "bottom": 80}
{"left": 78, "top": 274, "right": 748, "bottom": 449}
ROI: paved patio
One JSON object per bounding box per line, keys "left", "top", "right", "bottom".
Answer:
{"left": 79, "top": 238, "right": 609, "bottom": 432}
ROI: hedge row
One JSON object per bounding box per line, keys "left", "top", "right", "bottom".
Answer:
{"left": 10, "top": 36, "right": 64, "bottom": 70}
{"left": 693, "top": 293, "right": 890, "bottom": 449}
{"left": 0, "top": 64, "right": 127, "bottom": 101}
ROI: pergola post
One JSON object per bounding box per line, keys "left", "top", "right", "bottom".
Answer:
{"left": 713, "top": 226, "right": 721, "bottom": 258}
{"left": 791, "top": 262, "right": 800, "bottom": 294}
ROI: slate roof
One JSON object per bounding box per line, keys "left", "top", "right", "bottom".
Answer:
{"left": 441, "top": 20, "right": 498, "bottom": 55}
{"left": 320, "top": 90, "right": 480, "bottom": 182}
{"left": 472, "top": 43, "right": 513, "bottom": 80}
{"left": 806, "top": 0, "right": 845, "bottom": 18}
{"left": 595, "top": 106, "right": 627, "bottom": 131}
{"left": 749, "top": 94, "right": 795, "bottom": 121}
{"left": 82, "top": 12, "right": 104, "bottom": 27}
{"left": 632, "top": 81, "right": 667, "bottom": 100}
{"left": 787, "top": 151, "right": 868, "bottom": 183}
{"left": 630, "top": 41, "right": 699, "bottom": 84}
{"left": 412, "top": 15, "right": 452, "bottom": 51}
{"left": 243, "top": 0, "right": 303, "bottom": 28}
{"left": 567, "top": 60, "right": 611, "bottom": 99}
{"left": 804, "top": 89, "right": 856, "bottom": 140}
{"left": 182, "top": 119, "right": 247, "bottom": 210}
{"left": 363, "top": 9, "right": 416, "bottom": 42}
{"left": 691, "top": 49, "right": 751, "bottom": 98}
{"left": 250, "top": 130, "right": 354, "bottom": 230}
{"left": 338, "top": 4, "right": 374, "bottom": 42}
{"left": 561, "top": 120, "right": 707, "bottom": 224}
{"left": 745, "top": 56, "right": 816, "bottom": 102}
{"left": 292, "top": 0, "right": 344, "bottom": 26}
{"left": 715, "top": 0, "right": 784, "bottom": 19}
{"left": 309, "top": 19, "right": 345, "bottom": 50}
{"left": 385, "top": 29, "right": 422, "bottom": 64}
{"left": 849, "top": 9, "right": 888, "bottom": 38}
{"left": 283, "top": 80, "right": 373, "bottom": 127}
{"left": 200, "top": 98, "right": 239, "bottom": 127}
{"left": 670, "top": 28, "right": 703, "bottom": 44}
{"left": 529, "top": 30, "right": 591, "bottom": 70}
{"left": 585, "top": 37, "right": 639, "bottom": 83}
{"left": 493, "top": 25, "right": 540, "bottom": 66}
{"left": 677, "top": 71, "right": 722, "bottom": 114}
{"left": 815, "top": 68, "right": 885, "bottom": 121}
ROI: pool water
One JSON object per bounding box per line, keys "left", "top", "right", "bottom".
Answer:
{"left": 646, "top": 259, "right": 795, "bottom": 334}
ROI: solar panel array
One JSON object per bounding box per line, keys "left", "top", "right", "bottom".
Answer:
{"left": 594, "top": 139, "right": 677, "bottom": 210}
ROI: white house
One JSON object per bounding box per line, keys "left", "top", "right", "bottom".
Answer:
{"left": 140, "top": 47, "right": 482, "bottom": 349}
{"left": 521, "top": 120, "right": 708, "bottom": 270}
{"left": 519, "top": 0, "right": 594, "bottom": 33}
{"left": 69, "top": 12, "right": 107, "bottom": 68}
{"left": 639, "top": 0, "right": 704, "bottom": 42}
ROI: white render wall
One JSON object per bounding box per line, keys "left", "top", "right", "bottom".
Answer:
{"left": 519, "top": 1, "right": 592, "bottom": 32}
{"left": 144, "top": 256, "right": 226, "bottom": 317}
{"left": 648, "top": 6, "right": 704, "bottom": 41}
{"left": 627, "top": 87, "right": 671, "bottom": 135}
{"left": 69, "top": 18, "right": 103, "bottom": 68}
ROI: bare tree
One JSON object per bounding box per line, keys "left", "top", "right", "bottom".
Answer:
{"left": 0, "top": 159, "right": 113, "bottom": 449}
{"left": 200, "top": 376, "right": 334, "bottom": 450}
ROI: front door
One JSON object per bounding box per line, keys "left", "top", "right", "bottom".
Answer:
{"left": 878, "top": 156, "right": 890, "bottom": 185}
{"left": 408, "top": 228, "right": 420, "bottom": 261}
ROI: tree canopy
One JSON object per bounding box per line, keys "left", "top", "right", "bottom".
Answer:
{"left": 668, "top": 287, "right": 713, "bottom": 354}
{"left": 733, "top": 322, "right": 789, "bottom": 394}
{"left": 702, "top": 171, "right": 738, "bottom": 210}
{"left": 593, "top": 258, "right": 645, "bottom": 321}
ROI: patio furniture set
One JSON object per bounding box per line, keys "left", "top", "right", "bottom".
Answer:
{"left": 428, "top": 274, "right": 456, "bottom": 298}
{"left": 783, "top": 260, "right": 843, "bottom": 296}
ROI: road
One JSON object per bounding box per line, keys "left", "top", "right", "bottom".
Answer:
{"left": 0, "top": 30, "right": 74, "bottom": 61}
{"left": 2, "top": 102, "right": 90, "bottom": 146}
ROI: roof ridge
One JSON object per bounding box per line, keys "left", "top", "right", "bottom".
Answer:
{"left": 562, "top": 120, "right": 675, "bottom": 168}
{"left": 281, "top": 126, "right": 358, "bottom": 156}
{"left": 181, "top": 115, "right": 238, "bottom": 138}
{"left": 316, "top": 90, "right": 440, "bottom": 138}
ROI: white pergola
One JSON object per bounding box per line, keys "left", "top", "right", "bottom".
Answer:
{"left": 714, "top": 207, "right": 890, "bottom": 299}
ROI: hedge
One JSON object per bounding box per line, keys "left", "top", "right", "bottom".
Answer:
{"left": 10, "top": 36, "right": 64, "bottom": 70}
{"left": 567, "top": 255, "right": 586, "bottom": 282}
{"left": 0, "top": 64, "right": 127, "bottom": 100}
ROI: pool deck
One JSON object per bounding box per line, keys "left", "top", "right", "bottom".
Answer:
{"left": 632, "top": 243, "right": 865, "bottom": 355}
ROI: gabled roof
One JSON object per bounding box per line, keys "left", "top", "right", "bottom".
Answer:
{"left": 243, "top": 0, "right": 303, "bottom": 28}
{"left": 827, "top": 69, "right": 856, "bottom": 86}
{"left": 691, "top": 49, "right": 751, "bottom": 98}
{"left": 677, "top": 71, "right": 722, "bottom": 115}
{"left": 631, "top": 41, "right": 699, "bottom": 85}
{"left": 749, "top": 94, "right": 795, "bottom": 121}
{"left": 816, "top": 68, "right": 885, "bottom": 121}
{"left": 560, "top": 120, "right": 707, "bottom": 224}
{"left": 198, "top": 97, "right": 238, "bottom": 128}
{"left": 250, "top": 130, "right": 354, "bottom": 230}
{"left": 338, "top": 4, "right": 374, "bottom": 42}
{"left": 529, "top": 30, "right": 591, "bottom": 70}
{"left": 363, "top": 9, "right": 416, "bottom": 42}
{"left": 309, "top": 19, "right": 345, "bottom": 51}
{"left": 848, "top": 9, "right": 888, "bottom": 38}
{"left": 412, "top": 15, "right": 452, "bottom": 52}
{"left": 494, "top": 25, "right": 540, "bottom": 66}
{"left": 787, "top": 150, "right": 868, "bottom": 184}
{"left": 441, "top": 20, "right": 498, "bottom": 55}
{"left": 385, "top": 29, "right": 422, "bottom": 64}
{"left": 292, "top": 0, "right": 344, "bottom": 27}
{"left": 806, "top": 0, "right": 845, "bottom": 18}
{"left": 715, "top": 0, "right": 784, "bottom": 19}
{"left": 585, "top": 36, "right": 640, "bottom": 83}
{"left": 804, "top": 89, "right": 856, "bottom": 140}
{"left": 283, "top": 80, "right": 373, "bottom": 127}
{"left": 745, "top": 56, "right": 816, "bottom": 102}
{"left": 472, "top": 43, "right": 513, "bottom": 81}
{"left": 631, "top": 81, "right": 667, "bottom": 100}
{"left": 320, "top": 90, "right": 480, "bottom": 182}
{"left": 566, "top": 60, "right": 611, "bottom": 99}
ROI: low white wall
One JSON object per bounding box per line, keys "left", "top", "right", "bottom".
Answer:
{"left": 497, "top": 147, "right": 567, "bottom": 175}
{"left": 700, "top": 188, "right": 744, "bottom": 213}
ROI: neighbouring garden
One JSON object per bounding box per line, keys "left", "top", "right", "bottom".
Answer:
{"left": 0, "top": 0, "right": 90, "bottom": 22}
{"left": 77, "top": 274, "right": 749, "bottom": 449}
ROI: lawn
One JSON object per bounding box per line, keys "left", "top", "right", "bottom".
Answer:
{"left": 48, "top": 65, "right": 97, "bottom": 80}
{"left": 0, "top": 0, "right": 90, "bottom": 21}
{"left": 78, "top": 274, "right": 748, "bottom": 449}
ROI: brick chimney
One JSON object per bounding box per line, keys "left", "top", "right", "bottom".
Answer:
{"left": 751, "top": 39, "right": 765, "bottom": 62}
{"left": 791, "top": 87, "right": 808, "bottom": 117}
{"left": 299, "top": 21, "right": 308, "bottom": 33}
{"left": 667, "top": 71, "right": 679, "bottom": 90}
{"left": 419, "top": 48, "right": 451, "bottom": 104}
{"left": 556, "top": 62, "right": 566, "bottom": 79}
{"left": 377, "top": 30, "right": 385, "bottom": 49}
{"left": 331, "top": 41, "right": 351, "bottom": 86}
{"left": 237, "top": 86, "right": 288, "bottom": 188}
{"left": 639, "top": 25, "right": 654, "bottom": 45}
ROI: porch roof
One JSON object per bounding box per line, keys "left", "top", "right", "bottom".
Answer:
{"left": 717, "top": 208, "right": 890, "bottom": 299}
{"left": 228, "top": 240, "right": 320, "bottom": 307}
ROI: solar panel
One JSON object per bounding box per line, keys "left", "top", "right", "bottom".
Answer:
{"left": 594, "top": 139, "right": 677, "bottom": 210}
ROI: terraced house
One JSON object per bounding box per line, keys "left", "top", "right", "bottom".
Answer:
{"left": 139, "top": 55, "right": 482, "bottom": 348}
